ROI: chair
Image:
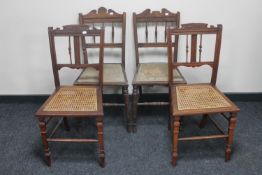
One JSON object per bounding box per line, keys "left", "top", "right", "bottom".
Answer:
{"left": 35, "top": 25, "right": 106, "bottom": 167}
{"left": 75, "top": 7, "right": 131, "bottom": 132}
{"left": 167, "top": 23, "right": 240, "bottom": 166}
{"left": 132, "top": 9, "right": 186, "bottom": 132}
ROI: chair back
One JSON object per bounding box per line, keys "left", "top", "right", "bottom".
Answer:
{"left": 167, "top": 23, "right": 222, "bottom": 85}
{"left": 79, "top": 7, "right": 126, "bottom": 67}
{"left": 48, "top": 25, "right": 104, "bottom": 88}
{"left": 133, "top": 9, "right": 180, "bottom": 65}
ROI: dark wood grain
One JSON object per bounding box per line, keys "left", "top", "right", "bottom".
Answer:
{"left": 167, "top": 24, "right": 240, "bottom": 167}
{"left": 78, "top": 7, "right": 130, "bottom": 132}
{"left": 36, "top": 26, "right": 105, "bottom": 167}
{"left": 131, "top": 9, "right": 182, "bottom": 132}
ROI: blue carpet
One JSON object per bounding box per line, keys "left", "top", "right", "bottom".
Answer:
{"left": 0, "top": 101, "right": 261, "bottom": 175}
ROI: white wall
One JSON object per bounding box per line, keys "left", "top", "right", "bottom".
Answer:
{"left": 0, "top": 0, "right": 262, "bottom": 95}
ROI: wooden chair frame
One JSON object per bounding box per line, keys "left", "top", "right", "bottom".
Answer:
{"left": 76, "top": 7, "right": 131, "bottom": 132}
{"left": 36, "top": 25, "right": 106, "bottom": 167}
{"left": 167, "top": 23, "right": 240, "bottom": 166}
{"left": 131, "top": 9, "right": 184, "bottom": 132}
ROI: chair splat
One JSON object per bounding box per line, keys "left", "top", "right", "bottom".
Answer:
{"left": 68, "top": 36, "right": 72, "bottom": 64}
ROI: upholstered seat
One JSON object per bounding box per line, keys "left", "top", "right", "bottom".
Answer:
{"left": 171, "top": 84, "right": 238, "bottom": 116}
{"left": 75, "top": 63, "right": 127, "bottom": 85}
{"left": 133, "top": 63, "right": 186, "bottom": 85}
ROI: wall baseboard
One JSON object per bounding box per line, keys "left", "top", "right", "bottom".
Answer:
{"left": 0, "top": 93, "right": 262, "bottom": 103}
{"left": 224, "top": 93, "right": 262, "bottom": 102}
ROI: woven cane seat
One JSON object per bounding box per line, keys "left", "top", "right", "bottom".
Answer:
{"left": 172, "top": 84, "right": 237, "bottom": 115}
{"left": 75, "top": 63, "right": 126, "bottom": 85}
{"left": 133, "top": 63, "right": 185, "bottom": 84}
{"left": 43, "top": 86, "right": 98, "bottom": 112}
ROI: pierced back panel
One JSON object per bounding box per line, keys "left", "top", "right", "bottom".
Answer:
{"left": 79, "top": 7, "right": 126, "bottom": 66}
{"left": 167, "top": 23, "right": 223, "bottom": 85}
{"left": 133, "top": 9, "right": 180, "bottom": 65}
{"left": 48, "top": 25, "right": 104, "bottom": 88}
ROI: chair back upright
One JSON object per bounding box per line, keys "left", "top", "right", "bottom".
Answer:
{"left": 48, "top": 25, "right": 104, "bottom": 88}
{"left": 133, "top": 9, "right": 180, "bottom": 66}
{"left": 167, "top": 23, "right": 223, "bottom": 86}
{"left": 79, "top": 7, "right": 126, "bottom": 67}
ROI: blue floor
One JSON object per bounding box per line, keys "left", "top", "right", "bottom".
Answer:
{"left": 0, "top": 101, "right": 261, "bottom": 175}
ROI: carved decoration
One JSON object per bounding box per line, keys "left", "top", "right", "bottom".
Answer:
{"left": 181, "top": 23, "right": 208, "bottom": 29}
{"left": 82, "top": 7, "right": 122, "bottom": 18}
{"left": 136, "top": 8, "right": 178, "bottom": 18}
{"left": 62, "top": 24, "right": 91, "bottom": 30}
{"left": 48, "top": 25, "right": 101, "bottom": 35}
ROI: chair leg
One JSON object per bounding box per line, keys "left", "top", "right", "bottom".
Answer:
{"left": 225, "top": 113, "right": 237, "bottom": 161}
{"left": 172, "top": 116, "right": 180, "bottom": 167}
{"left": 38, "top": 117, "right": 51, "bottom": 166}
{"left": 122, "top": 86, "right": 131, "bottom": 133}
{"left": 63, "top": 117, "right": 70, "bottom": 131}
{"left": 139, "top": 86, "right": 143, "bottom": 98}
{"left": 132, "top": 85, "right": 139, "bottom": 133}
{"left": 168, "top": 88, "right": 172, "bottom": 130}
{"left": 168, "top": 102, "right": 173, "bottom": 130}
{"left": 199, "top": 114, "right": 208, "bottom": 128}
{"left": 96, "top": 116, "right": 105, "bottom": 167}
{"left": 169, "top": 115, "right": 175, "bottom": 131}
{"left": 168, "top": 113, "right": 172, "bottom": 130}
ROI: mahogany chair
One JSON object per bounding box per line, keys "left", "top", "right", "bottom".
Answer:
{"left": 132, "top": 9, "right": 186, "bottom": 132}
{"left": 75, "top": 7, "right": 131, "bottom": 132}
{"left": 35, "top": 25, "right": 106, "bottom": 167}
{"left": 167, "top": 23, "right": 240, "bottom": 166}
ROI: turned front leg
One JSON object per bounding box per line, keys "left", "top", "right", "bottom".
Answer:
{"left": 96, "top": 116, "right": 105, "bottom": 167}
{"left": 38, "top": 117, "right": 51, "bottom": 166}
{"left": 225, "top": 113, "right": 237, "bottom": 161}
{"left": 168, "top": 102, "right": 173, "bottom": 130}
{"left": 172, "top": 116, "right": 180, "bottom": 166}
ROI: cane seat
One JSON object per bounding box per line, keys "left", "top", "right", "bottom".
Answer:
{"left": 36, "top": 25, "right": 105, "bottom": 167}
{"left": 43, "top": 86, "right": 99, "bottom": 112}
{"left": 172, "top": 84, "right": 237, "bottom": 115}
{"left": 168, "top": 23, "right": 240, "bottom": 167}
